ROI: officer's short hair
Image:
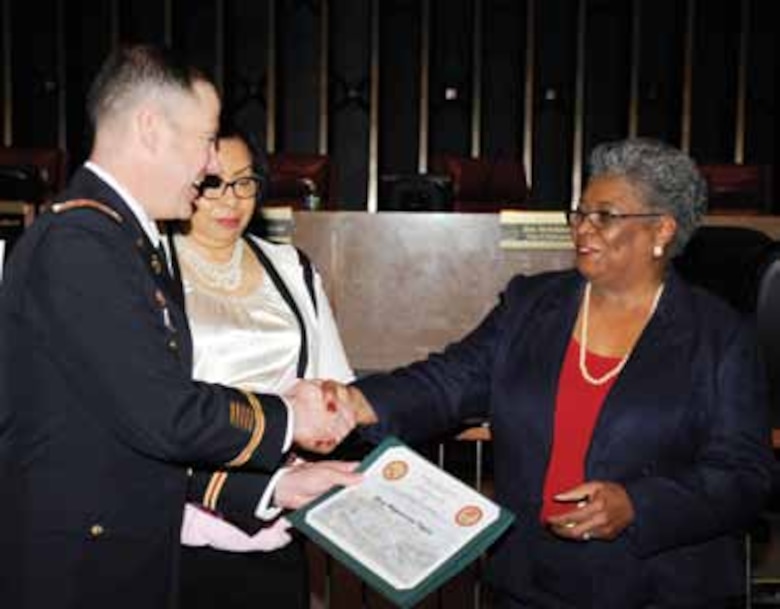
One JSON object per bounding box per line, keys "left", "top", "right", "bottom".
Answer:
{"left": 86, "top": 44, "right": 214, "bottom": 129}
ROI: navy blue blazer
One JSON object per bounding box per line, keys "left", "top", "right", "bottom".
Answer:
{"left": 0, "top": 168, "right": 289, "bottom": 608}
{"left": 356, "top": 269, "right": 774, "bottom": 607}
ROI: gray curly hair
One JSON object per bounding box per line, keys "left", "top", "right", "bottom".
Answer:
{"left": 587, "top": 137, "right": 708, "bottom": 256}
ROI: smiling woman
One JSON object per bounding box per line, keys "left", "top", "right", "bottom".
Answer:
{"left": 167, "top": 121, "right": 355, "bottom": 609}
{"left": 324, "top": 137, "right": 774, "bottom": 608}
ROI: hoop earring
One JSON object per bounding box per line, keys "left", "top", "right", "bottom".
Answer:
{"left": 653, "top": 244, "right": 664, "bottom": 259}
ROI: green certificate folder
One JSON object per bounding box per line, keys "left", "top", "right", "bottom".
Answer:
{"left": 288, "top": 436, "right": 515, "bottom": 608}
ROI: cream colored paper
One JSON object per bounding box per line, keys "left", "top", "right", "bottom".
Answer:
{"left": 305, "top": 444, "right": 499, "bottom": 590}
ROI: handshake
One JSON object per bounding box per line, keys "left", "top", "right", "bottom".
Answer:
{"left": 284, "top": 379, "right": 378, "bottom": 455}
{"left": 268, "top": 380, "right": 377, "bottom": 512}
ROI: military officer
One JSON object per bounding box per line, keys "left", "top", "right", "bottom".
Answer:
{"left": 0, "top": 44, "right": 358, "bottom": 609}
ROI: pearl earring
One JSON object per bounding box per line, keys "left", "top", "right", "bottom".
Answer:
{"left": 653, "top": 244, "right": 664, "bottom": 258}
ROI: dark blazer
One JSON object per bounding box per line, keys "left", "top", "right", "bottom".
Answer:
{"left": 356, "top": 269, "right": 774, "bottom": 608}
{"left": 0, "top": 167, "right": 289, "bottom": 609}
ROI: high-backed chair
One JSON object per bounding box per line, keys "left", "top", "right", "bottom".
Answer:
{"left": 676, "top": 230, "right": 780, "bottom": 606}
{"left": 698, "top": 163, "right": 774, "bottom": 215}
{"left": 0, "top": 146, "right": 68, "bottom": 199}
{"left": 429, "top": 155, "right": 529, "bottom": 212}
{"left": 0, "top": 147, "right": 67, "bottom": 254}
{"left": 264, "top": 153, "right": 332, "bottom": 210}
{"left": 673, "top": 225, "right": 773, "bottom": 313}
{"left": 743, "top": 242, "right": 780, "bottom": 606}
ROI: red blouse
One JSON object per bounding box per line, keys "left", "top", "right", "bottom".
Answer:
{"left": 539, "top": 338, "right": 621, "bottom": 522}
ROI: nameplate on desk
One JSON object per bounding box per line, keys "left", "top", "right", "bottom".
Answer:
{"left": 499, "top": 210, "right": 573, "bottom": 250}
{"left": 260, "top": 206, "right": 294, "bottom": 244}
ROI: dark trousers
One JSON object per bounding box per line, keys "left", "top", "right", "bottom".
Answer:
{"left": 179, "top": 538, "right": 308, "bottom": 609}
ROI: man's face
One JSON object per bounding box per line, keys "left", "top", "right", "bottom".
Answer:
{"left": 155, "top": 80, "right": 220, "bottom": 219}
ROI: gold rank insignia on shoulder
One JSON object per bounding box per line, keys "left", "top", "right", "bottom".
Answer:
{"left": 51, "top": 199, "right": 123, "bottom": 223}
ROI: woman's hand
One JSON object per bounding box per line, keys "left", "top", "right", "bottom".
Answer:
{"left": 546, "top": 481, "right": 635, "bottom": 542}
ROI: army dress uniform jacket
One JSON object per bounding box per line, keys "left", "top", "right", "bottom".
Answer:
{"left": 0, "top": 167, "right": 290, "bottom": 609}
{"left": 356, "top": 269, "right": 774, "bottom": 608}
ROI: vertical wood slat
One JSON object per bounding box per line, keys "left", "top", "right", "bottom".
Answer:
{"left": 470, "top": 0, "right": 483, "bottom": 158}
{"left": 367, "top": 0, "right": 380, "bottom": 212}
{"left": 110, "top": 0, "right": 120, "bottom": 48}
{"left": 418, "top": 0, "right": 430, "bottom": 173}
{"left": 56, "top": 0, "right": 66, "bottom": 150}
{"left": 523, "top": 0, "right": 536, "bottom": 187}
{"left": 734, "top": 0, "right": 748, "bottom": 164}
{"left": 680, "top": 0, "right": 695, "bottom": 154}
{"left": 627, "top": 0, "right": 641, "bottom": 138}
{"left": 266, "top": 0, "right": 277, "bottom": 153}
{"left": 2, "top": 0, "right": 12, "bottom": 145}
{"left": 163, "top": 0, "right": 173, "bottom": 47}
{"left": 214, "top": 0, "right": 225, "bottom": 92}
{"left": 318, "top": 0, "right": 330, "bottom": 155}
{"left": 570, "top": 0, "right": 587, "bottom": 205}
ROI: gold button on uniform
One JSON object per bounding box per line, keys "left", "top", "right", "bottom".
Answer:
{"left": 167, "top": 338, "right": 178, "bottom": 352}
{"left": 90, "top": 524, "right": 105, "bottom": 537}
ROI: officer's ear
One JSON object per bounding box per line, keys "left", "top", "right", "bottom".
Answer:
{"left": 135, "top": 102, "right": 166, "bottom": 156}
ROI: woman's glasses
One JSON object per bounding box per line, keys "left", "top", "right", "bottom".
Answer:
{"left": 565, "top": 208, "right": 663, "bottom": 231}
{"left": 200, "top": 175, "right": 262, "bottom": 200}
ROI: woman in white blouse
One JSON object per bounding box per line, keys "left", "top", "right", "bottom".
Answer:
{"left": 170, "top": 125, "right": 355, "bottom": 608}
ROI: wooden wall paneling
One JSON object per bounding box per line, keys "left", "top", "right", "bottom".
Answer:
{"left": 531, "top": 0, "right": 578, "bottom": 206}
{"left": 277, "top": 0, "right": 321, "bottom": 154}
{"left": 689, "top": 1, "right": 741, "bottom": 162}
{"left": 293, "top": 211, "right": 780, "bottom": 372}
{"left": 481, "top": 0, "right": 526, "bottom": 161}
{"left": 9, "top": 0, "right": 59, "bottom": 147}
{"left": 634, "top": 0, "right": 684, "bottom": 143}
{"left": 171, "top": 0, "right": 220, "bottom": 91}
{"left": 429, "top": 0, "right": 473, "bottom": 158}
{"left": 63, "top": 1, "right": 114, "bottom": 169}
{"left": 119, "top": 0, "right": 168, "bottom": 45}
{"left": 293, "top": 211, "right": 575, "bottom": 371}
{"left": 581, "top": 0, "right": 631, "bottom": 168}
{"left": 378, "top": 0, "right": 422, "bottom": 185}
{"left": 329, "top": 0, "right": 371, "bottom": 209}
{"left": 222, "top": 1, "right": 271, "bottom": 149}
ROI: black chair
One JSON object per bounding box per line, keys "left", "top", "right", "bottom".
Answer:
{"left": 673, "top": 225, "right": 774, "bottom": 314}
{"left": 741, "top": 242, "right": 780, "bottom": 607}
{"left": 675, "top": 227, "right": 780, "bottom": 606}
{"left": 379, "top": 174, "right": 454, "bottom": 212}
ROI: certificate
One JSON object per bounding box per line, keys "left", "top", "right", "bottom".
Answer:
{"left": 289, "top": 436, "right": 515, "bottom": 608}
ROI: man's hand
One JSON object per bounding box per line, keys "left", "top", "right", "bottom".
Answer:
{"left": 284, "top": 380, "right": 357, "bottom": 453}
{"left": 274, "top": 460, "right": 362, "bottom": 510}
{"left": 321, "top": 380, "right": 378, "bottom": 426}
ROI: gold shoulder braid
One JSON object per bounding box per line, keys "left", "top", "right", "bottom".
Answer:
{"left": 225, "top": 390, "right": 266, "bottom": 468}
{"left": 51, "top": 199, "right": 123, "bottom": 223}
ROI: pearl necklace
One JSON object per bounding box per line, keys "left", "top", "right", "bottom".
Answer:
{"left": 178, "top": 238, "right": 245, "bottom": 291}
{"left": 579, "top": 282, "right": 665, "bottom": 386}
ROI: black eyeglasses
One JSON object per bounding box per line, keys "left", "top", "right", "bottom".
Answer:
{"left": 200, "top": 175, "right": 262, "bottom": 200}
{"left": 565, "top": 208, "right": 663, "bottom": 230}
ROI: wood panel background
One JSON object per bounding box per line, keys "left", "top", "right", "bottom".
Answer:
{"left": 292, "top": 211, "right": 780, "bottom": 371}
